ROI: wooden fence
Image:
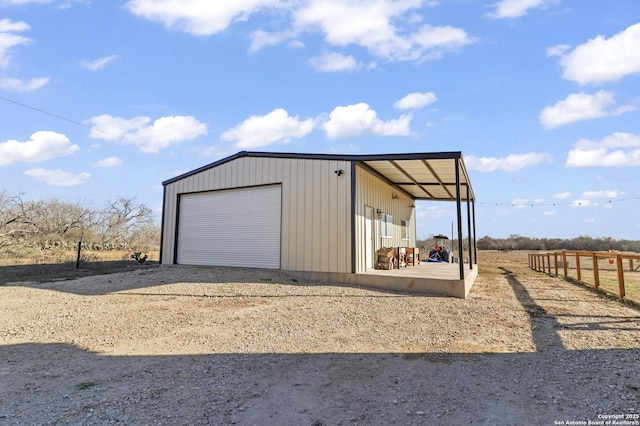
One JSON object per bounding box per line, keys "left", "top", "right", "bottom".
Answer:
{"left": 528, "top": 250, "right": 640, "bottom": 304}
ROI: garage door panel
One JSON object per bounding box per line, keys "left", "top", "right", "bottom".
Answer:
{"left": 176, "top": 185, "right": 281, "bottom": 268}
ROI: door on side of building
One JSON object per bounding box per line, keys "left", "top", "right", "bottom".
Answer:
{"left": 365, "top": 206, "right": 374, "bottom": 270}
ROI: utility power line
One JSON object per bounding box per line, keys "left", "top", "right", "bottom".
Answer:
{"left": 478, "top": 197, "right": 640, "bottom": 208}
{"left": 0, "top": 95, "right": 119, "bottom": 139}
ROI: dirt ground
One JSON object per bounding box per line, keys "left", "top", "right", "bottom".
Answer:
{"left": 1, "top": 251, "right": 639, "bottom": 425}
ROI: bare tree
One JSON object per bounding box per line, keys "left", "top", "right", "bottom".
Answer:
{"left": 0, "top": 190, "right": 160, "bottom": 253}
{"left": 0, "top": 190, "right": 20, "bottom": 248}
{"left": 0, "top": 192, "right": 43, "bottom": 248}
{"left": 18, "top": 199, "right": 96, "bottom": 242}
{"left": 97, "top": 197, "right": 156, "bottom": 247}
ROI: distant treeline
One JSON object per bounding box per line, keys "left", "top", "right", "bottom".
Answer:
{"left": 0, "top": 190, "right": 160, "bottom": 253}
{"left": 477, "top": 235, "right": 640, "bottom": 252}
{"left": 416, "top": 234, "right": 640, "bottom": 253}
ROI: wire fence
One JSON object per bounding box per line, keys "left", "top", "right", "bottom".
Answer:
{"left": 529, "top": 250, "right": 640, "bottom": 305}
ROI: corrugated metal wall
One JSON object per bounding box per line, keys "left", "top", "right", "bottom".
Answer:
{"left": 354, "top": 164, "right": 416, "bottom": 273}
{"left": 161, "top": 156, "right": 352, "bottom": 273}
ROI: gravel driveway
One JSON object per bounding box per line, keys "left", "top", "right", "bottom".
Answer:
{"left": 1, "top": 251, "right": 639, "bottom": 425}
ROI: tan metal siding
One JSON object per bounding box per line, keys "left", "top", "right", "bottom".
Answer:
{"left": 354, "top": 164, "right": 416, "bottom": 273}
{"left": 162, "top": 157, "right": 352, "bottom": 273}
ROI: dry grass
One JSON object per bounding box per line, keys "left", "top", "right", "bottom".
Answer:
{"left": 2, "top": 247, "right": 638, "bottom": 304}
{"left": 532, "top": 251, "right": 640, "bottom": 305}
{"left": 0, "top": 249, "right": 159, "bottom": 284}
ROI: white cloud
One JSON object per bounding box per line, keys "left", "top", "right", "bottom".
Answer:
{"left": 125, "top": 0, "right": 278, "bottom": 36}
{"left": 125, "top": 1, "right": 472, "bottom": 63}
{"left": 394, "top": 91, "right": 437, "bottom": 110}
{"left": 24, "top": 168, "right": 90, "bottom": 186}
{"left": 0, "top": 19, "right": 50, "bottom": 90}
{"left": 221, "top": 108, "right": 315, "bottom": 149}
{"left": 543, "top": 210, "right": 555, "bottom": 216}
{"left": 571, "top": 199, "right": 595, "bottom": 208}
{"left": 553, "top": 192, "right": 571, "bottom": 199}
{"left": 0, "top": 131, "right": 78, "bottom": 166}
{"left": 322, "top": 102, "right": 411, "bottom": 139}
{"left": 85, "top": 114, "right": 207, "bottom": 153}
{"left": 415, "top": 204, "right": 451, "bottom": 219}
{"left": 510, "top": 198, "right": 530, "bottom": 209}
{"left": 294, "top": 1, "right": 472, "bottom": 62}
{"left": 93, "top": 156, "right": 122, "bottom": 167}
{"left": 81, "top": 54, "right": 118, "bottom": 71}
{"left": 546, "top": 44, "right": 570, "bottom": 57}
{"left": 558, "top": 23, "right": 640, "bottom": 85}
{"left": 0, "top": 76, "right": 49, "bottom": 92}
{"left": 581, "top": 190, "right": 620, "bottom": 199}
{"left": 3, "top": 0, "right": 90, "bottom": 7}
{"left": 0, "top": 18, "right": 31, "bottom": 69}
{"left": 0, "top": 0, "right": 54, "bottom": 4}
{"left": 539, "top": 90, "right": 634, "bottom": 129}
{"left": 288, "top": 39, "right": 305, "bottom": 49}
{"left": 465, "top": 152, "right": 552, "bottom": 172}
{"left": 0, "top": 18, "right": 30, "bottom": 32}
{"left": 486, "top": 0, "right": 553, "bottom": 19}
{"left": 249, "top": 29, "right": 296, "bottom": 53}
{"left": 308, "top": 52, "right": 358, "bottom": 72}
{"left": 565, "top": 132, "right": 640, "bottom": 168}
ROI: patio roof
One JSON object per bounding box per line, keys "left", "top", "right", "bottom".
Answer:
{"left": 355, "top": 152, "right": 474, "bottom": 202}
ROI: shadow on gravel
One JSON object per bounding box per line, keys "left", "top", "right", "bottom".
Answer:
{"left": 2, "top": 266, "right": 640, "bottom": 425}
{"left": 500, "top": 266, "right": 640, "bottom": 343}
{"left": 500, "top": 267, "right": 566, "bottom": 352}
{"left": 1, "top": 342, "right": 639, "bottom": 425}
{"left": 553, "top": 314, "right": 640, "bottom": 332}
{"left": 1, "top": 264, "right": 439, "bottom": 298}
{"left": 0, "top": 261, "right": 157, "bottom": 285}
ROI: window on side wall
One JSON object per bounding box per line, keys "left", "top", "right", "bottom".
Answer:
{"left": 380, "top": 214, "right": 393, "bottom": 238}
{"left": 401, "top": 220, "right": 410, "bottom": 240}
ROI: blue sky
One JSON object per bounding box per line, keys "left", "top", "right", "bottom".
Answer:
{"left": 1, "top": 0, "right": 639, "bottom": 240}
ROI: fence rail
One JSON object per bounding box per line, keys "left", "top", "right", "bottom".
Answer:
{"left": 528, "top": 250, "right": 640, "bottom": 304}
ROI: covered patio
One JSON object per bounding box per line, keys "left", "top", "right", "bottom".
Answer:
{"left": 358, "top": 261, "right": 478, "bottom": 298}
{"left": 356, "top": 151, "right": 478, "bottom": 298}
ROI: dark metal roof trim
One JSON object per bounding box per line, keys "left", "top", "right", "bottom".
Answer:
{"left": 162, "top": 150, "right": 474, "bottom": 201}
{"left": 163, "top": 150, "right": 464, "bottom": 185}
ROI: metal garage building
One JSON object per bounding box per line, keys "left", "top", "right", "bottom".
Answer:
{"left": 160, "top": 151, "right": 477, "bottom": 293}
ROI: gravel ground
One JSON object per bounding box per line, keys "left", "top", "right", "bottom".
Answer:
{"left": 1, "top": 251, "right": 639, "bottom": 425}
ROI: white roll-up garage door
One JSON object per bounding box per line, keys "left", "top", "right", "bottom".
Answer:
{"left": 176, "top": 185, "right": 281, "bottom": 269}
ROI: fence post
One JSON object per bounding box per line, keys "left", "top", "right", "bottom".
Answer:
{"left": 592, "top": 252, "right": 600, "bottom": 289}
{"left": 76, "top": 238, "right": 82, "bottom": 270}
{"left": 562, "top": 251, "right": 568, "bottom": 277}
{"left": 616, "top": 255, "right": 626, "bottom": 299}
{"left": 576, "top": 253, "right": 582, "bottom": 281}
{"left": 553, "top": 252, "right": 559, "bottom": 276}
